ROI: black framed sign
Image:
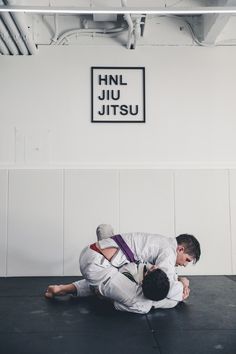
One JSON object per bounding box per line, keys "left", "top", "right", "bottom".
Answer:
{"left": 91, "top": 66, "right": 145, "bottom": 123}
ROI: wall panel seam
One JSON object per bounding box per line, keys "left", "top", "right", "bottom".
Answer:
{"left": 173, "top": 170, "right": 176, "bottom": 236}
{"left": 6, "top": 170, "right": 9, "bottom": 276}
{"left": 62, "top": 169, "right": 65, "bottom": 276}
{"left": 118, "top": 170, "right": 120, "bottom": 233}
{"left": 228, "top": 169, "right": 233, "bottom": 274}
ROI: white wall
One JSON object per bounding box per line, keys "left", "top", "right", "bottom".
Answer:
{"left": 1, "top": 45, "right": 236, "bottom": 275}
{"left": 1, "top": 45, "right": 236, "bottom": 167}
{"left": 0, "top": 168, "right": 235, "bottom": 276}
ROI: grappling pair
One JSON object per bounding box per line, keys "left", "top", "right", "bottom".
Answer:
{"left": 45, "top": 225, "right": 201, "bottom": 314}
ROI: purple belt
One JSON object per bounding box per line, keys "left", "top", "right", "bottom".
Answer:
{"left": 111, "top": 234, "right": 136, "bottom": 263}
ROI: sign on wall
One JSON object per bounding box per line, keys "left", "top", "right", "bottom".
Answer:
{"left": 91, "top": 67, "right": 145, "bottom": 123}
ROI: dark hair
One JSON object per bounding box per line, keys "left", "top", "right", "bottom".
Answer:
{"left": 142, "top": 268, "right": 170, "bottom": 301}
{"left": 176, "top": 234, "right": 201, "bottom": 264}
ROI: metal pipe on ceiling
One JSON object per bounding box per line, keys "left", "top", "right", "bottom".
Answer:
{"left": 0, "top": 16, "right": 19, "bottom": 54}
{"left": 8, "top": 10, "right": 37, "bottom": 54}
{"left": 0, "top": 0, "right": 37, "bottom": 55}
{"left": 132, "top": 16, "right": 142, "bottom": 49}
{"left": 1, "top": 11, "right": 28, "bottom": 54}
{"left": 121, "top": 0, "right": 134, "bottom": 49}
{"left": 0, "top": 34, "right": 10, "bottom": 54}
{"left": 4, "top": 0, "right": 37, "bottom": 55}
{"left": 1, "top": 6, "right": 236, "bottom": 15}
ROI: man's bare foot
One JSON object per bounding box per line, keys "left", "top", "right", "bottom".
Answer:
{"left": 45, "top": 285, "right": 66, "bottom": 298}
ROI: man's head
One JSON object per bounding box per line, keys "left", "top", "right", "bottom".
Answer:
{"left": 176, "top": 234, "right": 201, "bottom": 266}
{"left": 142, "top": 266, "right": 170, "bottom": 301}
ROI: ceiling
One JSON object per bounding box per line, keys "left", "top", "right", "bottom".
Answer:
{"left": 1, "top": 0, "right": 236, "bottom": 55}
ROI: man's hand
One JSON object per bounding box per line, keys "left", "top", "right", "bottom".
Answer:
{"left": 179, "top": 277, "right": 190, "bottom": 300}
{"left": 182, "top": 286, "right": 190, "bottom": 300}
{"left": 179, "top": 277, "right": 189, "bottom": 288}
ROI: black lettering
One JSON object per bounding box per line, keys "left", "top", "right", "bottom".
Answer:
{"left": 111, "top": 105, "right": 119, "bottom": 115}
{"left": 111, "top": 90, "right": 120, "bottom": 100}
{"left": 120, "top": 75, "right": 127, "bottom": 85}
{"left": 98, "top": 75, "right": 108, "bottom": 85}
{"left": 98, "top": 90, "right": 105, "bottom": 100}
{"left": 98, "top": 105, "right": 105, "bottom": 115}
{"left": 130, "top": 105, "right": 138, "bottom": 115}
{"left": 109, "top": 75, "right": 118, "bottom": 85}
{"left": 120, "top": 105, "right": 128, "bottom": 115}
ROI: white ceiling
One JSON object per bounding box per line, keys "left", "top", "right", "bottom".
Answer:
{"left": 1, "top": 0, "right": 236, "bottom": 54}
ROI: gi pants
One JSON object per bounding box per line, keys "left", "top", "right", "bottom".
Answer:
{"left": 79, "top": 246, "right": 137, "bottom": 307}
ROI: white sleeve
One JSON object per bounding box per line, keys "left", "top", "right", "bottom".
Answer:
{"left": 167, "top": 281, "right": 183, "bottom": 301}
{"left": 113, "top": 285, "right": 153, "bottom": 314}
{"left": 114, "top": 298, "right": 178, "bottom": 313}
{"left": 152, "top": 298, "right": 179, "bottom": 309}
{"left": 155, "top": 248, "right": 183, "bottom": 302}
{"left": 72, "top": 279, "right": 95, "bottom": 297}
{"left": 114, "top": 299, "right": 152, "bottom": 314}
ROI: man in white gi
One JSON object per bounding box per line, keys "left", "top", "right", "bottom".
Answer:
{"left": 80, "top": 228, "right": 199, "bottom": 303}
{"left": 45, "top": 225, "right": 200, "bottom": 313}
{"left": 45, "top": 261, "right": 177, "bottom": 314}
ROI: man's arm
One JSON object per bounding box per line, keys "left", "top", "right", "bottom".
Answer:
{"left": 155, "top": 249, "right": 185, "bottom": 301}
{"left": 114, "top": 298, "right": 152, "bottom": 314}
{"left": 178, "top": 277, "right": 190, "bottom": 300}
{"left": 120, "top": 254, "right": 186, "bottom": 302}
{"left": 72, "top": 279, "right": 95, "bottom": 297}
{"left": 114, "top": 296, "right": 178, "bottom": 314}
{"left": 152, "top": 298, "right": 179, "bottom": 309}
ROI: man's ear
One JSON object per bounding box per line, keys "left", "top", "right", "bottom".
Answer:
{"left": 177, "top": 245, "right": 185, "bottom": 253}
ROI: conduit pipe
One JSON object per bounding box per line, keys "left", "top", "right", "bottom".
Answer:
{"left": 121, "top": 0, "right": 143, "bottom": 49}
{"left": 0, "top": 16, "right": 18, "bottom": 54}
{"left": 121, "top": 0, "right": 135, "bottom": 49}
{"left": 0, "top": 34, "right": 9, "bottom": 53}
{"left": 1, "top": 11, "right": 28, "bottom": 54}
{"left": 132, "top": 15, "right": 142, "bottom": 49}
{"left": 123, "top": 13, "right": 133, "bottom": 49}
{"left": 4, "top": 0, "right": 37, "bottom": 54}
{"left": 51, "top": 13, "right": 58, "bottom": 43}
{"left": 56, "top": 26, "right": 126, "bottom": 45}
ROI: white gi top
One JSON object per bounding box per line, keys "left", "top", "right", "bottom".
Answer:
{"left": 114, "top": 262, "right": 178, "bottom": 313}
{"left": 73, "top": 261, "right": 178, "bottom": 314}
{"left": 98, "top": 232, "right": 183, "bottom": 302}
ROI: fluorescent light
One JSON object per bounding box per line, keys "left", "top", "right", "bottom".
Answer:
{"left": 1, "top": 6, "right": 236, "bottom": 15}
